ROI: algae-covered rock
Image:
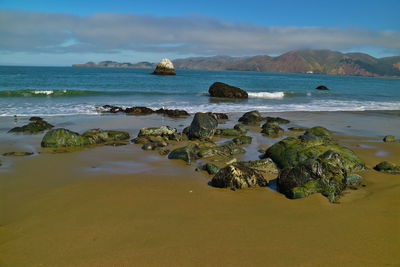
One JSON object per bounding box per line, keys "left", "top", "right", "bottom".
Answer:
{"left": 346, "top": 174, "right": 363, "bottom": 185}
{"left": 202, "top": 163, "right": 220, "bottom": 175}
{"left": 188, "top": 112, "right": 218, "bottom": 140}
{"left": 214, "top": 128, "right": 242, "bottom": 137}
{"left": 41, "top": 128, "right": 129, "bottom": 148}
{"left": 238, "top": 110, "right": 263, "bottom": 125}
{"left": 41, "top": 128, "right": 89, "bottom": 148}
{"left": 233, "top": 124, "right": 247, "bottom": 134}
{"left": 138, "top": 126, "right": 177, "bottom": 137}
{"left": 233, "top": 158, "right": 278, "bottom": 173}
{"left": 265, "top": 117, "right": 290, "bottom": 124}
{"left": 263, "top": 131, "right": 364, "bottom": 172}
{"left": 304, "top": 126, "right": 332, "bottom": 138}
{"left": 168, "top": 144, "right": 200, "bottom": 163}
{"left": 211, "top": 164, "right": 268, "bottom": 190}
{"left": 278, "top": 150, "right": 347, "bottom": 202}
{"left": 231, "top": 135, "right": 252, "bottom": 145}
{"left": 373, "top": 161, "right": 400, "bottom": 174}
{"left": 383, "top": 135, "right": 397, "bottom": 142}
{"left": 261, "top": 122, "right": 284, "bottom": 136}
{"left": 3, "top": 151, "right": 34, "bottom": 156}
{"left": 9, "top": 117, "right": 53, "bottom": 134}
{"left": 208, "top": 82, "right": 248, "bottom": 99}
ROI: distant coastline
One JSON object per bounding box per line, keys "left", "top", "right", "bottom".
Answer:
{"left": 72, "top": 49, "right": 400, "bottom": 78}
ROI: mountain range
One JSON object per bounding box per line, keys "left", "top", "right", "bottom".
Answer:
{"left": 73, "top": 50, "right": 400, "bottom": 77}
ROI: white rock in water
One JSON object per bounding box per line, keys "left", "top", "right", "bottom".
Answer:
{"left": 153, "top": 58, "right": 176, "bottom": 75}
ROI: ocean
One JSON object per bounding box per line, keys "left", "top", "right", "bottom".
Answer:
{"left": 0, "top": 66, "right": 399, "bottom": 116}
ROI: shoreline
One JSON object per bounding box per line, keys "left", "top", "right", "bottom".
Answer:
{"left": 0, "top": 110, "right": 399, "bottom": 266}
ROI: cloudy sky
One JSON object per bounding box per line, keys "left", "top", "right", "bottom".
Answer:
{"left": 0, "top": 0, "right": 399, "bottom": 66}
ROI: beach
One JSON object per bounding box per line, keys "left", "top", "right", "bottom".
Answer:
{"left": 1, "top": 110, "right": 399, "bottom": 266}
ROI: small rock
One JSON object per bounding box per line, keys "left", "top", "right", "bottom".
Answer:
{"left": 2, "top": 151, "right": 34, "bottom": 156}
{"left": 238, "top": 110, "right": 263, "bottom": 125}
{"left": 316, "top": 85, "right": 329, "bottom": 90}
{"left": 373, "top": 161, "right": 400, "bottom": 174}
{"left": 383, "top": 135, "right": 398, "bottom": 142}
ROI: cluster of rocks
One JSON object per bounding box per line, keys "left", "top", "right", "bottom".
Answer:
{"left": 99, "top": 105, "right": 190, "bottom": 117}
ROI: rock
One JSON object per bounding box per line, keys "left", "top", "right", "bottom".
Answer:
{"left": 9, "top": 117, "right": 54, "bottom": 134}
{"left": 238, "top": 110, "right": 263, "bottom": 125}
{"left": 233, "top": 124, "right": 247, "bottom": 134}
{"left": 41, "top": 128, "right": 130, "bottom": 148}
{"left": 263, "top": 130, "right": 365, "bottom": 172}
{"left": 233, "top": 158, "right": 278, "bottom": 174}
{"left": 41, "top": 128, "right": 89, "bottom": 148}
{"left": 278, "top": 150, "right": 347, "bottom": 202}
{"left": 155, "top": 108, "right": 189, "bottom": 117}
{"left": 198, "top": 139, "right": 247, "bottom": 158}
{"left": 3, "top": 151, "right": 34, "bottom": 156}
{"left": 210, "top": 164, "right": 268, "bottom": 190}
{"left": 168, "top": 144, "right": 200, "bottom": 163}
{"left": 288, "top": 126, "right": 308, "bottom": 132}
{"left": 188, "top": 113, "right": 218, "bottom": 140}
{"left": 214, "top": 128, "right": 242, "bottom": 137}
{"left": 231, "top": 135, "right": 252, "bottom": 145}
{"left": 383, "top": 135, "right": 397, "bottom": 142}
{"left": 265, "top": 117, "right": 290, "bottom": 124}
{"left": 202, "top": 163, "right": 220, "bottom": 175}
{"left": 138, "top": 126, "right": 177, "bottom": 138}
{"left": 303, "top": 126, "right": 332, "bottom": 138}
{"left": 125, "top": 106, "right": 154, "bottom": 115}
{"left": 152, "top": 58, "right": 176, "bottom": 75}
{"left": 208, "top": 82, "right": 248, "bottom": 98}
{"left": 346, "top": 174, "right": 363, "bottom": 185}
{"left": 316, "top": 85, "right": 329, "bottom": 90}
{"left": 373, "top": 161, "right": 400, "bottom": 174}
{"left": 209, "top": 112, "right": 229, "bottom": 120}
{"left": 261, "top": 122, "right": 284, "bottom": 136}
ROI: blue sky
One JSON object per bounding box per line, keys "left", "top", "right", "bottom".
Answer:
{"left": 0, "top": 0, "right": 399, "bottom": 65}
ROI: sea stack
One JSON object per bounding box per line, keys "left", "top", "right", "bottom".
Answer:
{"left": 152, "top": 58, "right": 176, "bottom": 75}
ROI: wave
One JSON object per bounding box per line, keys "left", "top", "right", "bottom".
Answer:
{"left": 248, "top": 92, "right": 285, "bottom": 99}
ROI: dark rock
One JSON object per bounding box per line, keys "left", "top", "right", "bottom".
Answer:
{"left": 208, "top": 82, "right": 248, "bottom": 98}
{"left": 9, "top": 118, "right": 54, "bottom": 134}
{"left": 238, "top": 110, "right": 263, "bottom": 125}
{"left": 202, "top": 163, "right": 220, "bottom": 175}
{"left": 383, "top": 135, "right": 397, "bottom": 142}
{"left": 263, "top": 130, "right": 365, "bottom": 172}
{"left": 3, "top": 151, "right": 34, "bottom": 156}
{"left": 155, "top": 108, "right": 189, "bottom": 117}
{"left": 101, "top": 105, "right": 125, "bottom": 113}
{"left": 208, "top": 112, "right": 229, "bottom": 120}
{"left": 265, "top": 117, "right": 290, "bottom": 124}
{"left": 168, "top": 144, "right": 200, "bottom": 163}
{"left": 210, "top": 164, "right": 268, "bottom": 190}
{"left": 316, "top": 85, "right": 329, "bottom": 90}
{"left": 125, "top": 106, "right": 154, "bottom": 115}
{"left": 278, "top": 150, "right": 347, "bottom": 202}
{"left": 373, "top": 161, "right": 400, "bottom": 174}
{"left": 188, "top": 113, "right": 218, "bottom": 140}
{"left": 261, "top": 122, "right": 284, "bottom": 136}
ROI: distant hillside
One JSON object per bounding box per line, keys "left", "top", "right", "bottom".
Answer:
{"left": 173, "top": 50, "right": 400, "bottom": 77}
{"left": 73, "top": 50, "right": 400, "bottom": 77}
{"left": 73, "top": 61, "right": 155, "bottom": 69}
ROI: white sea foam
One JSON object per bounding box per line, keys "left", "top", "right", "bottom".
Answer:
{"left": 248, "top": 92, "right": 285, "bottom": 99}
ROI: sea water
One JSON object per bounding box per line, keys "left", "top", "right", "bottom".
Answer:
{"left": 0, "top": 66, "right": 399, "bottom": 116}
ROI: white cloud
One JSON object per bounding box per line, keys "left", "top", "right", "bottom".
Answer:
{"left": 0, "top": 9, "right": 399, "bottom": 57}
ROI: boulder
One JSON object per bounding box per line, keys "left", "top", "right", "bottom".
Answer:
{"left": 383, "top": 135, "right": 397, "bottom": 142}
{"left": 261, "top": 122, "right": 284, "bottom": 136}
{"left": 208, "top": 82, "right": 248, "bottom": 98}
{"left": 238, "top": 110, "right": 263, "bottom": 125}
{"left": 233, "top": 158, "right": 278, "bottom": 174}
{"left": 41, "top": 128, "right": 129, "bottom": 148}
{"left": 155, "top": 108, "right": 189, "bottom": 117}
{"left": 265, "top": 117, "right": 290, "bottom": 124}
{"left": 210, "top": 164, "right": 268, "bottom": 190}
{"left": 263, "top": 130, "right": 365, "bottom": 172}
{"left": 152, "top": 58, "right": 176, "bottom": 75}
{"left": 373, "top": 161, "right": 400, "bottom": 174}
{"left": 125, "top": 106, "right": 154, "bottom": 115}
{"left": 278, "top": 150, "right": 347, "bottom": 202}
{"left": 316, "top": 85, "right": 329, "bottom": 90}
{"left": 168, "top": 144, "right": 200, "bottom": 163}
{"left": 188, "top": 113, "right": 218, "bottom": 140}
{"left": 9, "top": 117, "right": 53, "bottom": 134}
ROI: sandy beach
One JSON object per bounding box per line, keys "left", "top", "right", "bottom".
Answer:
{"left": 0, "top": 110, "right": 399, "bottom": 266}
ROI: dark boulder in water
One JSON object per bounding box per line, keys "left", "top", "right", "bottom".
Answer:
{"left": 209, "top": 82, "right": 248, "bottom": 98}
{"left": 155, "top": 108, "right": 189, "bottom": 117}
{"left": 316, "top": 85, "right": 329, "bottom": 90}
{"left": 210, "top": 164, "right": 268, "bottom": 190}
{"left": 188, "top": 112, "right": 218, "bottom": 140}
{"left": 9, "top": 117, "right": 53, "bottom": 134}
{"left": 278, "top": 150, "right": 348, "bottom": 202}
{"left": 373, "top": 161, "right": 400, "bottom": 174}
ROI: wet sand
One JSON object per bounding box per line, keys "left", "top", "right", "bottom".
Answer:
{"left": 0, "top": 111, "right": 399, "bottom": 266}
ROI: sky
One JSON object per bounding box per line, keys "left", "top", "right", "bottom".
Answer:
{"left": 0, "top": 0, "right": 399, "bottom": 66}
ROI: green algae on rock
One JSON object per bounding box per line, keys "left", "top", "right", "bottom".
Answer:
{"left": 261, "top": 122, "right": 284, "bottom": 136}
{"left": 202, "top": 163, "right": 220, "bottom": 175}
{"left": 373, "top": 161, "right": 400, "bottom": 174}
{"left": 9, "top": 117, "right": 53, "bottom": 134}
{"left": 383, "top": 135, "right": 398, "bottom": 142}
{"left": 3, "top": 151, "right": 34, "bottom": 156}
{"left": 168, "top": 144, "right": 200, "bottom": 164}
